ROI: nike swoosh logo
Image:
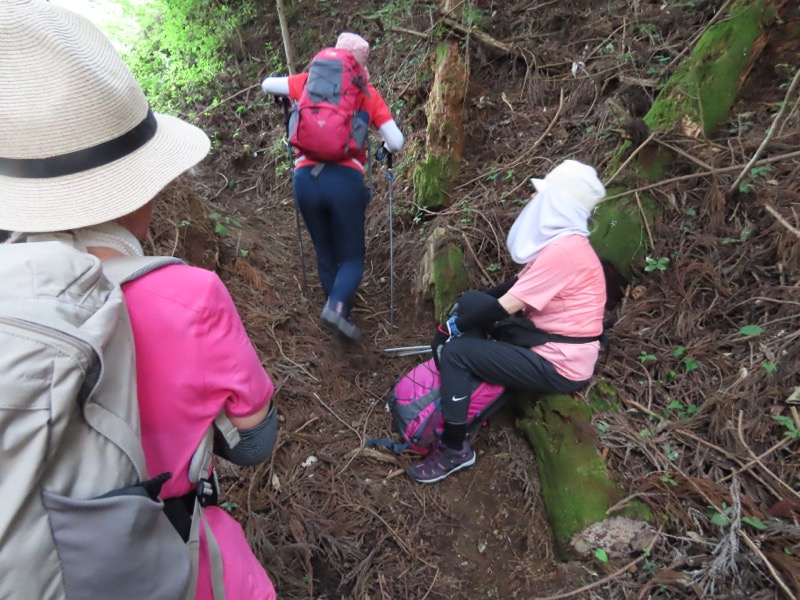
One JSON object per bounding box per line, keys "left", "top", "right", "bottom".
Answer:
{"left": 451, "top": 396, "right": 468, "bottom": 402}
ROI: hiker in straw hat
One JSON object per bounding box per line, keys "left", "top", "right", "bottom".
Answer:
{"left": 407, "top": 159, "right": 608, "bottom": 484}
{"left": 0, "top": 1, "right": 278, "bottom": 598}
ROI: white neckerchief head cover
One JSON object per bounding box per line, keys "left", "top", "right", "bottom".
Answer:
{"left": 506, "top": 160, "right": 606, "bottom": 265}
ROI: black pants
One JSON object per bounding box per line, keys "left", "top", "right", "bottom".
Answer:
{"left": 439, "top": 336, "right": 588, "bottom": 425}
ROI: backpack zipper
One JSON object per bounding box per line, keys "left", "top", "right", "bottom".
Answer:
{"left": 0, "top": 316, "right": 96, "bottom": 361}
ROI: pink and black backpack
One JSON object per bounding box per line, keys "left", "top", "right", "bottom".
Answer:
{"left": 370, "top": 359, "right": 507, "bottom": 456}
{"left": 288, "top": 48, "right": 370, "bottom": 163}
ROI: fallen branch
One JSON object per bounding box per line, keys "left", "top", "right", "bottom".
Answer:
{"left": 390, "top": 26, "right": 429, "bottom": 39}
{"left": 603, "top": 150, "right": 800, "bottom": 202}
{"left": 441, "top": 16, "right": 524, "bottom": 58}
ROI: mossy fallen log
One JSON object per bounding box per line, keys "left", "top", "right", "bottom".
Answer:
{"left": 515, "top": 385, "right": 653, "bottom": 559}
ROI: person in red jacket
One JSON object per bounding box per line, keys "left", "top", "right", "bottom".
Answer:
{"left": 262, "top": 32, "right": 404, "bottom": 342}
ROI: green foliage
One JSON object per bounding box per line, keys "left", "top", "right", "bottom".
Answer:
{"left": 209, "top": 211, "right": 242, "bottom": 237}
{"left": 773, "top": 415, "right": 800, "bottom": 440}
{"left": 739, "top": 324, "right": 763, "bottom": 337}
{"left": 118, "top": 0, "right": 255, "bottom": 113}
{"left": 644, "top": 256, "right": 669, "bottom": 272}
{"left": 594, "top": 548, "right": 609, "bottom": 563}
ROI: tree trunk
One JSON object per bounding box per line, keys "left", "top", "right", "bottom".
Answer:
{"left": 416, "top": 227, "right": 469, "bottom": 322}
{"left": 275, "top": 0, "right": 296, "bottom": 75}
{"left": 412, "top": 2, "right": 469, "bottom": 210}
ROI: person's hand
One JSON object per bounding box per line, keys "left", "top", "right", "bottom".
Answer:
{"left": 430, "top": 325, "right": 449, "bottom": 370}
{"left": 375, "top": 143, "right": 391, "bottom": 162}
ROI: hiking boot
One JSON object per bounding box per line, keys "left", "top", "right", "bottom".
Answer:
{"left": 320, "top": 301, "right": 360, "bottom": 342}
{"left": 406, "top": 440, "right": 476, "bottom": 484}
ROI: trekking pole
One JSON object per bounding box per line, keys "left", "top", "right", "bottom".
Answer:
{"left": 275, "top": 95, "right": 309, "bottom": 298}
{"left": 386, "top": 151, "right": 395, "bottom": 328}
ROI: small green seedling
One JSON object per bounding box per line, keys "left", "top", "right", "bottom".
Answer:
{"left": 639, "top": 351, "right": 657, "bottom": 363}
{"left": 645, "top": 257, "right": 669, "bottom": 272}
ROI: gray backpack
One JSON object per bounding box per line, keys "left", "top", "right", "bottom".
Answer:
{"left": 0, "top": 235, "right": 234, "bottom": 600}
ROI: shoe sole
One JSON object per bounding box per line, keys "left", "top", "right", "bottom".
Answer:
{"left": 319, "top": 308, "right": 360, "bottom": 343}
{"left": 407, "top": 452, "right": 476, "bottom": 484}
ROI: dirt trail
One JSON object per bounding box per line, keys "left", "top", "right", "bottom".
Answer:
{"left": 149, "top": 0, "right": 800, "bottom": 597}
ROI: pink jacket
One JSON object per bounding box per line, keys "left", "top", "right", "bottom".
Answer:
{"left": 123, "top": 264, "right": 276, "bottom": 600}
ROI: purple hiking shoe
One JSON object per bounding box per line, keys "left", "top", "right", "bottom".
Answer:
{"left": 406, "top": 440, "right": 476, "bottom": 484}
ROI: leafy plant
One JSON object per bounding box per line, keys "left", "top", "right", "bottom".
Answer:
{"left": 739, "top": 324, "right": 763, "bottom": 337}
{"left": 666, "top": 400, "right": 698, "bottom": 419}
{"left": 738, "top": 165, "right": 773, "bottom": 194}
{"left": 645, "top": 256, "right": 669, "bottom": 272}
{"left": 639, "top": 351, "right": 657, "bottom": 363}
{"left": 773, "top": 415, "right": 800, "bottom": 440}
{"left": 209, "top": 212, "right": 242, "bottom": 237}
{"left": 594, "top": 548, "right": 609, "bottom": 563}
{"left": 742, "top": 516, "right": 767, "bottom": 530}
{"left": 118, "top": 0, "right": 256, "bottom": 113}
{"left": 708, "top": 502, "right": 732, "bottom": 527}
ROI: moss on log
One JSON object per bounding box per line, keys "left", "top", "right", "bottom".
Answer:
{"left": 416, "top": 227, "right": 469, "bottom": 321}
{"left": 645, "top": 0, "right": 776, "bottom": 139}
{"left": 412, "top": 41, "right": 468, "bottom": 209}
{"left": 589, "top": 187, "right": 657, "bottom": 281}
{"left": 516, "top": 390, "right": 652, "bottom": 559}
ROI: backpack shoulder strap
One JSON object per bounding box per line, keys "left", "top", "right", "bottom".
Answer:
{"left": 102, "top": 256, "right": 185, "bottom": 285}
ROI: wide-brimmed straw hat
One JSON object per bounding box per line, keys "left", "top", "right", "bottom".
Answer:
{"left": 0, "top": 0, "right": 210, "bottom": 232}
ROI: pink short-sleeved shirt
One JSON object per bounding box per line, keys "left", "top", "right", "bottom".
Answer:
{"left": 508, "top": 235, "right": 606, "bottom": 381}
{"left": 122, "top": 264, "right": 276, "bottom": 600}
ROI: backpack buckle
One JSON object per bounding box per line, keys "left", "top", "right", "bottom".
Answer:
{"left": 196, "top": 471, "right": 219, "bottom": 507}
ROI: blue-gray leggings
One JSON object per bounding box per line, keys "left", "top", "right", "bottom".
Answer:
{"left": 293, "top": 165, "right": 371, "bottom": 313}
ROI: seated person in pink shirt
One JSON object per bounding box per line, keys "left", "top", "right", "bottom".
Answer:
{"left": 407, "top": 160, "right": 608, "bottom": 484}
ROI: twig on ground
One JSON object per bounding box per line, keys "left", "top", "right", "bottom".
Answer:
{"left": 730, "top": 66, "right": 800, "bottom": 194}
{"left": 419, "top": 568, "right": 440, "bottom": 600}
{"left": 314, "top": 392, "right": 363, "bottom": 441}
{"left": 737, "top": 411, "right": 800, "bottom": 503}
{"left": 764, "top": 204, "right": 800, "bottom": 240}
{"left": 461, "top": 231, "right": 496, "bottom": 286}
{"left": 603, "top": 132, "right": 657, "bottom": 187}
{"left": 533, "top": 527, "right": 664, "bottom": 600}
{"left": 740, "top": 530, "right": 796, "bottom": 600}
{"left": 635, "top": 192, "right": 655, "bottom": 249}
